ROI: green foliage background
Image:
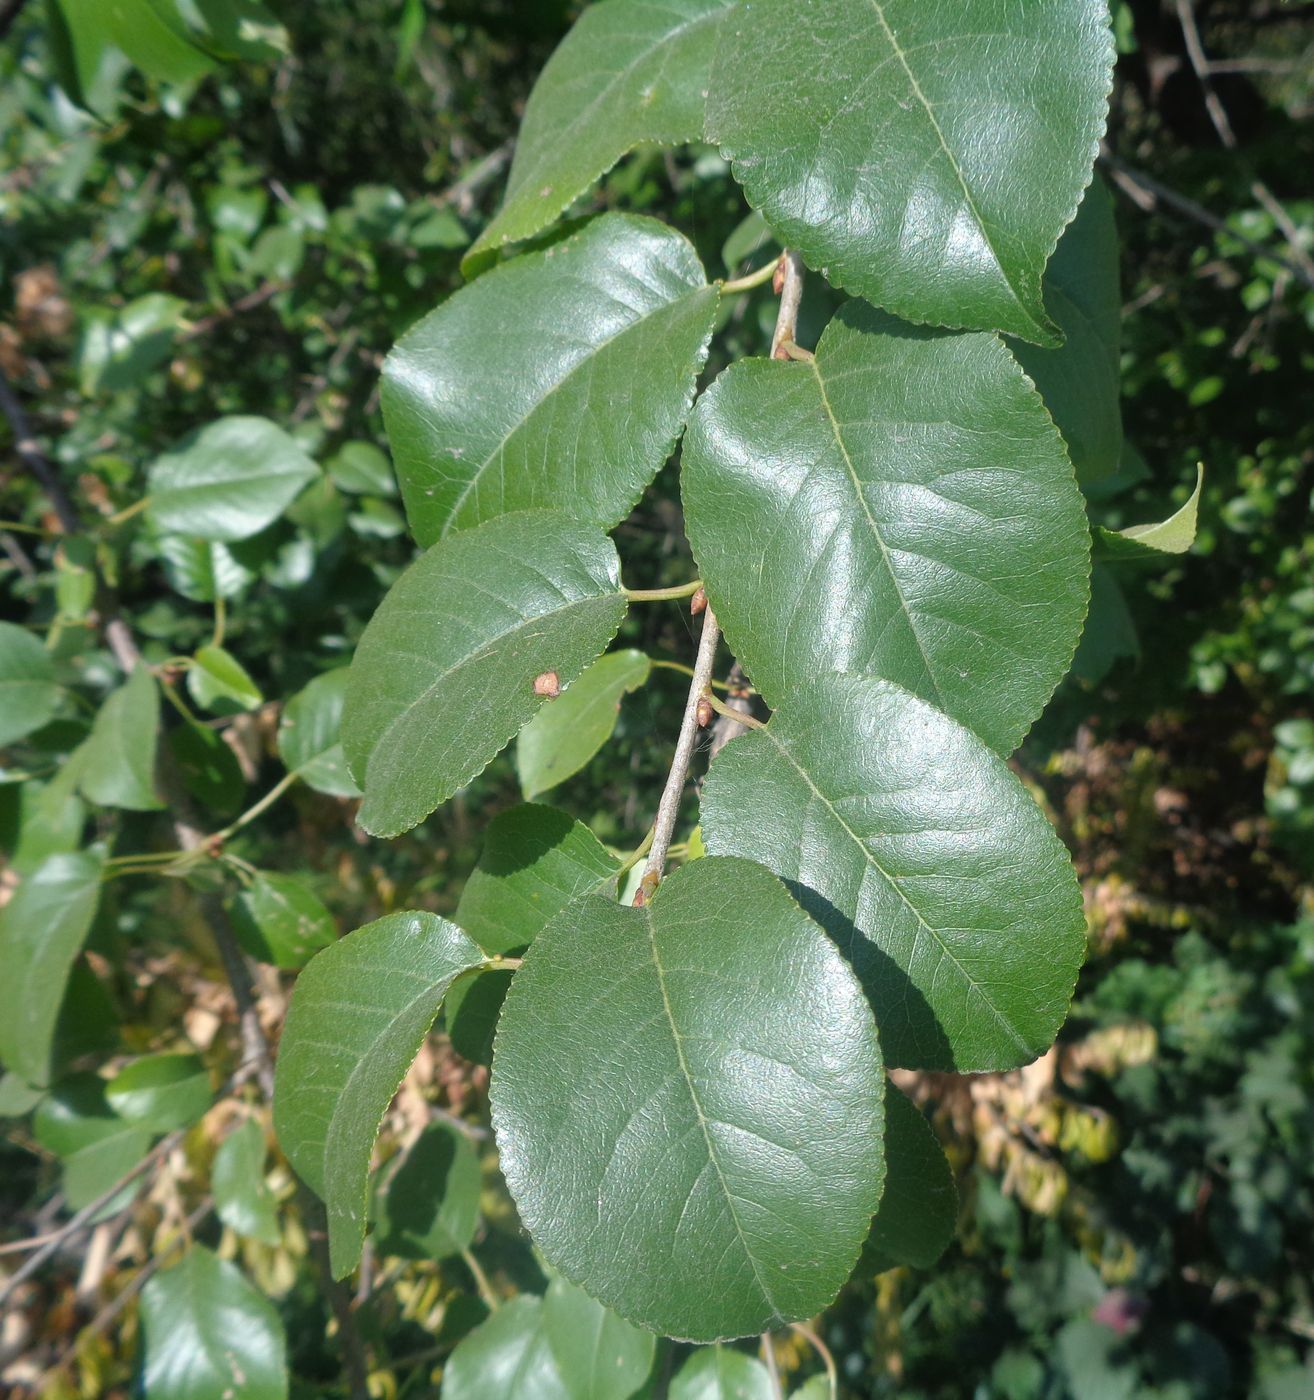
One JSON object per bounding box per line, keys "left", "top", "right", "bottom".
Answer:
{"left": 1, "top": 0, "right": 1312, "bottom": 1395}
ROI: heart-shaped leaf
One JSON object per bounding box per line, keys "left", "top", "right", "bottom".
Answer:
{"left": 491, "top": 855, "right": 885, "bottom": 1341}
{"left": 273, "top": 911, "right": 485, "bottom": 1277}
{"left": 682, "top": 303, "right": 1090, "bottom": 753}
{"left": 466, "top": 3, "right": 732, "bottom": 269}
{"left": 385, "top": 215, "right": 717, "bottom": 545}
{"left": 701, "top": 674, "right": 1086, "bottom": 1070}
{"left": 342, "top": 510, "right": 628, "bottom": 837}
{"left": 707, "top": 0, "right": 1114, "bottom": 342}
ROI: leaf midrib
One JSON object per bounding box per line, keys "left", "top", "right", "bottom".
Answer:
{"left": 645, "top": 914, "right": 783, "bottom": 1324}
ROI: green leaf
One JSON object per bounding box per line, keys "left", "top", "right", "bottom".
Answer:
{"left": 103, "top": 0, "right": 217, "bottom": 84}
{"left": 1096, "top": 464, "right": 1205, "bottom": 561}
{"left": 34, "top": 1074, "right": 153, "bottom": 1211}
{"left": 682, "top": 303, "right": 1090, "bottom": 754}
{"left": 327, "top": 441, "right": 396, "bottom": 496}
{"left": 706, "top": 0, "right": 1114, "bottom": 343}
{"left": 1070, "top": 566, "right": 1138, "bottom": 686}
{"left": 491, "top": 855, "right": 885, "bottom": 1341}
{"left": 0, "top": 622, "right": 59, "bottom": 748}
{"left": 789, "top": 1379, "right": 832, "bottom": 1400}
{"left": 374, "top": 1121, "right": 481, "bottom": 1260}
{"left": 79, "top": 663, "right": 165, "bottom": 810}
{"left": 231, "top": 873, "right": 337, "bottom": 969}
{"left": 47, "top": 0, "right": 132, "bottom": 116}
{"left": 1010, "top": 176, "right": 1123, "bottom": 484}
{"left": 0, "top": 1072, "right": 44, "bottom": 1117}
{"left": 106, "top": 1053, "right": 211, "bottom": 1131}
{"left": 517, "top": 649, "right": 652, "bottom": 798}
{"left": 342, "top": 510, "right": 628, "bottom": 837}
{"left": 277, "top": 669, "right": 361, "bottom": 798}
{"left": 0, "top": 851, "right": 105, "bottom": 1088}
{"left": 186, "top": 643, "right": 263, "bottom": 714}
{"left": 701, "top": 674, "right": 1087, "bottom": 1071}
{"left": 169, "top": 722, "right": 245, "bottom": 816}
{"left": 178, "top": 0, "right": 290, "bottom": 62}
{"left": 155, "top": 534, "right": 258, "bottom": 602}
{"left": 542, "top": 1275, "right": 658, "bottom": 1400}
{"left": 8, "top": 761, "right": 87, "bottom": 876}
{"left": 442, "top": 1296, "right": 563, "bottom": 1400}
{"left": 466, "top": 3, "right": 733, "bottom": 268}
{"left": 213, "top": 1118, "right": 281, "bottom": 1245}
{"left": 670, "top": 1346, "right": 775, "bottom": 1400}
{"left": 147, "top": 416, "right": 320, "bottom": 543}
{"left": 138, "top": 1245, "right": 287, "bottom": 1400}
{"left": 79, "top": 293, "right": 187, "bottom": 395}
{"left": 272, "top": 911, "right": 485, "bottom": 1278}
{"left": 445, "top": 968, "right": 512, "bottom": 1068}
{"left": 387, "top": 215, "right": 717, "bottom": 546}
{"left": 455, "top": 804, "right": 620, "bottom": 956}
{"left": 858, "top": 1084, "right": 957, "bottom": 1274}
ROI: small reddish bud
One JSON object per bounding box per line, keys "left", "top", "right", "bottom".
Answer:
{"left": 690, "top": 586, "right": 708, "bottom": 616}
{"left": 632, "top": 885, "right": 648, "bottom": 907}
{"left": 772, "top": 255, "right": 786, "bottom": 295}
{"left": 533, "top": 670, "right": 561, "bottom": 698}
{"left": 696, "top": 696, "right": 713, "bottom": 729}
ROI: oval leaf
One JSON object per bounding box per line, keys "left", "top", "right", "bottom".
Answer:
{"left": 682, "top": 303, "right": 1090, "bottom": 754}
{"left": 706, "top": 0, "right": 1114, "bottom": 342}
{"left": 517, "top": 649, "right": 652, "bottom": 798}
{"left": 277, "top": 668, "right": 360, "bottom": 798}
{"left": 467, "top": 3, "right": 732, "bottom": 267}
{"left": 670, "top": 1347, "right": 775, "bottom": 1400}
{"left": 79, "top": 663, "right": 165, "bottom": 810}
{"left": 442, "top": 1295, "right": 564, "bottom": 1400}
{"left": 456, "top": 804, "right": 620, "bottom": 957}
{"left": 542, "top": 1275, "right": 657, "bottom": 1400}
{"left": 213, "top": 1118, "right": 281, "bottom": 1246}
{"left": 272, "top": 911, "right": 485, "bottom": 1278}
{"left": 138, "top": 1246, "right": 287, "bottom": 1400}
{"left": 386, "top": 215, "right": 717, "bottom": 545}
{"left": 0, "top": 851, "right": 105, "bottom": 1088}
{"left": 147, "top": 416, "right": 320, "bottom": 543}
{"left": 374, "top": 1121, "right": 481, "bottom": 1261}
{"left": 342, "top": 510, "right": 628, "bottom": 837}
{"left": 701, "top": 674, "right": 1087, "bottom": 1071}
{"left": 859, "top": 1084, "right": 957, "bottom": 1274}
{"left": 106, "top": 1052, "right": 211, "bottom": 1131}
{"left": 230, "top": 872, "right": 336, "bottom": 970}
{"left": 0, "top": 622, "right": 59, "bottom": 747}
{"left": 491, "top": 855, "right": 885, "bottom": 1341}
{"left": 187, "top": 643, "right": 262, "bottom": 715}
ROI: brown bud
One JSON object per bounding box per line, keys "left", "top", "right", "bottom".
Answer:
{"left": 696, "top": 696, "right": 713, "bottom": 729}
{"left": 690, "top": 586, "right": 708, "bottom": 616}
{"left": 532, "top": 670, "right": 561, "bottom": 698}
{"left": 632, "top": 885, "right": 647, "bottom": 907}
{"left": 772, "top": 254, "right": 787, "bottom": 295}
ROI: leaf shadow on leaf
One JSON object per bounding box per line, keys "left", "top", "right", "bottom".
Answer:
{"left": 472, "top": 806, "right": 586, "bottom": 956}
{"left": 782, "top": 879, "right": 956, "bottom": 1070}
{"left": 374, "top": 1130, "right": 460, "bottom": 1258}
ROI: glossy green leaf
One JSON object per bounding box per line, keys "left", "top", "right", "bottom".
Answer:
{"left": 683, "top": 303, "right": 1090, "bottom": 753}
{"left": 106, "top": 1053, "right": 211, "bottom": 1131}
{"left": 175, "top": 0, "right": 290, "bottom": 63}
{"left": 670, "top": 1346, "right": 775, "bottom": 1400}
{"left": 374, "top": 1121, "right": 481, "bottom": 1260}
{"left": 542, "top": 1275, "right": 658, "bottom": 1400}
{"left": 1096, "top": 464, "right": 1205, "bottom": 562}
{"left": 859, "top": 1084, "right": 957, "bottom": 1274}
{"left": 273, "top": 911, "right": 485, "bottom": 1277}
{"left": 104, "top": 0, "right": 217, "bottom": 84}
{"left": 213, "top": 1118, "right": 281, "bottom": 1245}
{"left": 342, "top": 511, "right": 628, "bottom": 837}
{"left": 34, "top": 1074, "right": 153, "bottom": 1211}
{"left": 186, "top": 643, "right": 263, "bottom": 714}
{"left": 387, "top": 216, "right": 716, "bottom": 546}
{"left": 147, "top": 416, "right": 320, "bottom": 543}
{"left": 701, "top": 674, "right": 1087, "bottom": 1071}
{"left": 79, "top": 663, "right": 165, "bottom": 810}
{"left": 707, "top": 0, "right": 1113, "bottom": 343}
{"left": 0, "top": 851, "right": 105, "bottom": 1088}
{"left": 466, "top": 3, "right": 732, "bottom": 267}
{"left": 1011, "top": 176, "right": 1122, "bottom": 483}
{"left": 277, "top": 669, "right": 361, "bottom": 798}
{"left": 231, "top": 873, "right": 336, "bottom": 969}
{"left": 155, "top": 534, "right": 258, "bottom": 602}
{"left": 445, "top": 968, "right": 512, "bottom": 1068}
{"left": 442, "top": 1296, "right": 563, "bottom": 1400}
{"left": 327, "top": 440, "right": 396, "bottom": 496}
{"left": 455, "top": 804, "right": 620, "bottom": 956}
{"left": 517, "top": 649, "right": 652, "bottom": 798}
{"left": 79, "top": 293, "right": 187, "bottom": 395}
{"left": 0, "top": 622, "right": 59, "bottom": 747}
{"left": 47, "top": 0, "right": 132, "bottom": 116}
{"left": 491, "top": 855, "right": 885, "bottom": 1341}
{"left": 138, "top": 1245, "right": 287, "bottom": 1400}
{"left": 169, "top": 722, "right": 245, "bottom": 815}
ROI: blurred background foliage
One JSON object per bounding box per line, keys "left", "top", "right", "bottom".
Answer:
{"left": 1, "top": 0, "right": 1312, "bottom": 1395}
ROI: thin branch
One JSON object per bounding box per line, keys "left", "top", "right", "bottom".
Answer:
{"left": 1174, "top": 0, "right": 1314, "bottom": 285}
{"left": 761, "top": 1331, "right": 784, "bottom": 1400}
{"left": 0, "top": 367, "right": 80, "bottom": 533}
{"left": 1099, "top": 148, "right": 1314, "bottom": 291}
{"left": 790, "top": 1322, "right": 839, "bottom": 1400}
{"left": 722, "top": 255, "right": 784, "bottom": 295}
{"left": 640, "top": 607, "right": 721, "bottom": 895}
{"left": 770, "top": 250, "right": 806, "bottom": 359}
{"left": 180, "top": 279, "right": 288, "bottom": 342}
